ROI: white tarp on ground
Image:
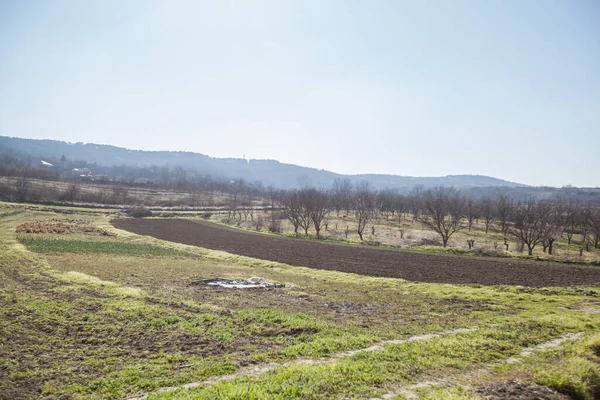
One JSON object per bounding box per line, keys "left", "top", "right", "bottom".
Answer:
{"left": 191, "top": 276, "right": 287, "bottom": 289}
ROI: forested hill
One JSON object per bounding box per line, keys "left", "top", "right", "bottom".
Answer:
{"left": 0, "top": 136, "right": 525, "bottom": 191}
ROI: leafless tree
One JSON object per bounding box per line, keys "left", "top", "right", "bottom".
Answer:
{"left": 331, "top": 178, "right": 353, "bottom": 216}
{"left": 353, "top": 181, "right": 377, "bottom": 241}
{"left": 309, "top": 189, "right": 330, "bottom": 238}
{"left": 480, "top": 198, "right": 494, "bottom": 234}
{"left": 377, "top": 190, "right": 395, "bottom": 221}
{"left": 542, "top": 206, "right": 563, "bottom": 255}
{"left": 494, "top": 193, "right": 513, "bottom": 238}
{"left": 409, "top": 185, "right": 425, "bottom": 224}
{"left": 291, "top": 188, "right": 331, "bottom": 237}
{"left": 465, "top": 199, "right": 480, "bottom": 231}
{"left": 562, "top": 202, "right": 584, "bottom": 245}
{"left": 588, "top": 207, "right": 600, "bottom": 249}
{"left": 267, "top": 187, "right": 281, "bottom": 232}
{"left": 67, "top": 184, "right": 79, "bottom": 202}
{"left": 15, "top": 176, "right": 30, "bottom": 202}
{"left": 419, "top": 187, "right": 466, "bottom": 247}
{"left": 580, "top": 207, "right": 591, "bottom": 245}
{"left": 297, "top": 189, "right": 314, "bottom": 236}
{"left": 281, "top": 190, "right": 302, "bottom": 234}
{"left": 392, "top": 194, "right": 407, "bottom": 223}
{"left": 508, "top": 200, "right": 558, "bottom": 256}
{"left": 254, "top": 215, "right": 264, "bottom": 231}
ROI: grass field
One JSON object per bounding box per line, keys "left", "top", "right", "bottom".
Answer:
{"left": 0, "top": 176, "right": 240, "bottom": 208}
{"left": 2, "top": 201, "right": 600, "bottom": 399}
{"left": 18, "top": 238, "right": 195, "bottom": 257}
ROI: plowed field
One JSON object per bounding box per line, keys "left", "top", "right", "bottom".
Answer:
{"left": 112, "top": 219, "right": 600, "bottom": 287}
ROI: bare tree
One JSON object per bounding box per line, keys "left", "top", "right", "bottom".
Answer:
{"left": 296, "top": 188, "right": 329, "bottom": 236}
{"left": 588, "top": 207, "right": 600, "bottom": 249}
{"left": 309, "top": 189, "right": 330, "bottom": 238}
{"left": 465, "top": 199, "right": 480, "bottom": 231}
{"left": 419, "top": 187, "right": 466, "bottom": 247}
{"left": 562, "top": 202, "right": 584, "bottom": 245}
{"left": 377, "top": 190, "right": 395, "bottom": 221}
{"left": 409, "top": 185, "right": 425, "bottom": 224}
{"left": 580, "top": 207, "right": 591, "bottom": 245}
{"left": 508, "top": 200, "right": 557, "bottom": 256}
{"left": 480, "top": 198, "right": 494, "bottom": 234}
{"left": 332, "top": 178, "right": 353, "bottom": 216}
{"left": 15, "top": 176, "right": 30, "bottom": 202}
{"left": 542, "top": 206, "right": 563, "bottom": 255}
{"left": 226, "top": 180, "right": 245, "bottom": 219}
{"left": 67, "top": 184, "right": 79, "bottom": 202}
{"left": 267, "top": 187, "right": 281, "bottom": 232}
{"left": 281, "top": 190, "right": 302, "bottom": 234}
{"left": 494, "top": 193, "right": 513, "bottom": 238}
{"left": 353, "top": 181, "right": 377, "bottom": 241}
{"left": 392, "top": 193, "right": 407, "bottom": 223}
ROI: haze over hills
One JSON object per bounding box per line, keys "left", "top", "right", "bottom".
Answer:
{"left": 0, "top": 136, "right": 525, "bottom": 191}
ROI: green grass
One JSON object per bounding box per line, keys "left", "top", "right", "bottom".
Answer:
{"left": 150, "top": 321, "right": 579, "bottom": 400}
{"left": 2, "top": 204, "right": 600, "bottom": 399}
{"left": 18, "top": 238, "right": 194, "bottom": 256}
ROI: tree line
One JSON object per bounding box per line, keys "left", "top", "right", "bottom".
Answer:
{"left": 2, "top": 152, "right": 600, "bottom": 254}
{"left": 275, "top": 179, "right": 600, "bottom": 255}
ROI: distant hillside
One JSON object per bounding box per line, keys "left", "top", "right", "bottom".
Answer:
{"left": 0, "top": 136, "right": 525, "bottom": 191}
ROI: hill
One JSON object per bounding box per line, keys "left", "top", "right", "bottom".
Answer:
{"left": 0, "top": 136, "right": 525, "bottom": 191}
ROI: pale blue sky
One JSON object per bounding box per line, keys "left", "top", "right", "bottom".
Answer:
{"left": 1, "top": 0, "right": 599, "bottom": 187}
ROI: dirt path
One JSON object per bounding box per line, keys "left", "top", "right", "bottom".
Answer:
{"left": 126, "top": 325, "right": 584, "bottom": 400}
{"left": 125, "top": 326, "right": 482, "bottom": 400}
{"left": 113, "top": 219, "right": 600, "bottom": 287}
{"left": 373, "top": 331, "right": 584, "bottom": 400}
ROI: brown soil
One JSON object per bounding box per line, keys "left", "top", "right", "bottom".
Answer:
{"left": 112, "top": 219, "right": 600, "bottom": 288}
{"left": 475, "top": 380, "right": 570, "bottom": 400}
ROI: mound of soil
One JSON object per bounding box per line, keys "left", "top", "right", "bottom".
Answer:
{"left": 112, "top": 219, "right": 600, "bottom": 287}
{"left": 476, "top": 380, "right": 570, "bottom": 400}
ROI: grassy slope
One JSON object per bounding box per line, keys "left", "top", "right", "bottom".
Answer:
{"left": 1, "top": 202, "right": 600, "bottom": 399}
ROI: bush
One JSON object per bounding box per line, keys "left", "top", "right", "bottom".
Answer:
{"left": 268, "top": 218, "right": 282, "bottom": 233}
{"left": 126, "top": 206, "right": 152, "bottom": 218}
{"left": 252, "top": 215, "right": 264, "bottom": 231}
{"left": 419, "top": 237, "right": 442, "bottom": 246}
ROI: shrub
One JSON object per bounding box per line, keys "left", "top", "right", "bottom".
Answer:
{"left": 126, "top": 206, "right": 152, "bottom": 218}
{"left": 268, "top": 218, "right": 282, "bottom": 233}
{"left": 254, "top": 215, "right": 264, "bottom": 231}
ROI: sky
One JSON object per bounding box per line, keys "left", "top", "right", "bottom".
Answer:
{"left": 1, "top": 0, "right": 599, "bottom": 187}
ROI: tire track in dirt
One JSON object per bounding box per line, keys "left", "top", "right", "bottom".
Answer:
{"left": 125, "top": 326, "right": 482, "bottom": 400}
{"left": 113, "top": 219, "right": 600, "bottom": 287}
{"left": 128, "top": 324, "right": 581, "bottom": 400}
{"left": 372, "top": 331, "right": 585, "bottom": 400}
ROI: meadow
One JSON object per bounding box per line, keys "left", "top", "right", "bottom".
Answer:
{"left": 1, "top": 202, "right": 600, "bottom": 399}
